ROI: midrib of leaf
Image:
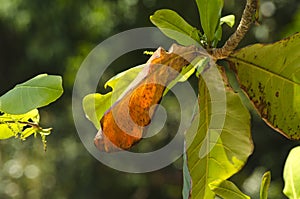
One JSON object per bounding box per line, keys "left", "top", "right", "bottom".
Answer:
{"left": 202, "top": 85, "right": 211, "bottom": 198}
{"left": 204, "top": 84, "right": 210, "bottom": 198}
{"left": 230, "top": 57, "right": 300, "bottom": 86}
{"left": 16, "top": 85, "right": 62, "bottom": 91}
{"left": 189, "top": 75, "right": 212, "bottom": 199}
{"left": 186, "top": 66, "right": 253, "bottom": 199}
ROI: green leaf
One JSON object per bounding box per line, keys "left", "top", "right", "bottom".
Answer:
{"left": 83, "top": 64, "right": 144, "bottom": 129}
{"left": 220, "top": 15, "right": 235, "bottom": 27}
{"left": 150, "top": 9, "right": 201, "bottom": 46}
{"left": 196, "top": 0, "right": 224, "bottom": 45}
{"left": 214, "top": 15, "right": 235, "bottom": 46}
{"left": 209, "top": 180, "right": 251, "bottom": 199}
{"left": 260, "top": 171, "right": 271, "bottom": 199}
{"left": 185, "top": 66, "right": 253, "bottom": 199}
{"left": 164, "top": 56, "right": 209, "bottom": 95}
{"left": 283, "top": 146, "right": 300, "bottom": 199}
{"left": 227, "top": 32, "right": 300, "bottom": 139}
{"left": 0, "top": 109, "right": 39, "bottom": 139}
{"left": 0, "top": 74, "right": 63, "bottom": 114}
{"left": 83, "top": 93, "right": 111, "bottom": 130}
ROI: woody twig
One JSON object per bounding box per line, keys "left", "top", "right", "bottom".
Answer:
{"left": 211, "top": 0, "right": 258, "bottom": 59}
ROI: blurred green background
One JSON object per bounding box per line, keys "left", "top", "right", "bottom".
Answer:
{"left": 0, "top": 0, "right": 299, "bottom": 198}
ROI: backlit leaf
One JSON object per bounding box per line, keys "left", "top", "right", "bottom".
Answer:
{"left": 83, "top": 64, "right": 144, "bottom": 129}
{"left": 260, "top": 171, "right": 271, "bottom": 199}
{"left": 0, "top": 74, "right": 63, "bottom": 114}
{"left": 220, "top": 15, "right": 235, "bottom": 28}
{"left": 184, "top": 66, "right": 253, "bottom": 199}
{"left": 283, "top": 146, "right": 300, "bottom": 199}
{"left": 214, "top": 14, "right": 235, "bottom": 46}
{"left": 0, "top": 109, "right": 39, "bottom": 139}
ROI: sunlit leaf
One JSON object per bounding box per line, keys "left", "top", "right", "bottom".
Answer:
{"left": 0, "top": 109, "right": 39, "bottom": 139}
{"left": 220, "top": 15, "right": 235, "bottom": 28}
{"left": 227, "top": 32, "right": 300, "bottom": 140}
{"left": 196, "top": 0, "right": 224, "bottom": 45}
{"left": 83, "top": 64, "right": 144, "bottom": 129}
{"left": 260, "top": 171, "right": 271, "bottom": 199}
{"left": 209, "top": 180, "right": 251, "bottom": 199}
{"left": 0, "top": 74, "right": 63, "bottom": 114}
{"left": 150, "top": 9, "right": 201, "bottom": 46}
{"left": 184, "top": 66, "right": 253, "bottom": 199}
{"left": 283, "top": 146, "right": 300, "bottom": 199}
{"left": 214, "top": 14, "right": 235, "bottom": 46}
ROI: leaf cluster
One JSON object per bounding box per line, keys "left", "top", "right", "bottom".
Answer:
{"left": 0, "top": 74, "right": 63, "bottom": 150}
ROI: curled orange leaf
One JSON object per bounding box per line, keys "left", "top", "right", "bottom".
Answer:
{"left": 94, "top": 44, "right": 203, "bottom": 152}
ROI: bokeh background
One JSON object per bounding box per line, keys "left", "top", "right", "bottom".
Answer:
{"left": 0, "top": 0, "right": 299, "bottom": 198}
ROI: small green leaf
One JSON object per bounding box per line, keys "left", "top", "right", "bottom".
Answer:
{"left": 220, "top": 15, "right": 235, "bottom": 27}
{"left": 260, "top": 171, "right": 271, "bottom": 199}
{"left": 83, "top": 64, "right": 144, "bottom": 129}
{"left": 150, "top": 9, "right": 201, "bottom": 46}
{"left": 228, "top": 33, "right": 300, "bottom": 140}
{"left": 0, "top": 109, "right": 39, "bottom": 139}
{"left": 214, "top": 15, "right": 235, "bottom": 46}
{"left": 209, "top": 180, "right": 251, "bottom": 199}
{"left": 283, "top": 146, "right": 300, "bottom": 199}
{"left": 0, "top": 74, "right": 63, "bottom": 114}
{"left": 196, "top": 0, "right": 224, "bottom": 45}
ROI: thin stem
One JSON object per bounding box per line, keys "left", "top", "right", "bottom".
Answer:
{"left": 211, "top": 0, "right": 258, "bottom": 59}
{"left": 0, "top": 120, "right": 52, "bottom": 133}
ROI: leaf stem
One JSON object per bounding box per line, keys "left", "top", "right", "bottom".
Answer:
{"left": 211, "top": 0, "right": 258, "bottom": 59}
{"left": 0, "top": 120, "right": 52, "bottom": 133}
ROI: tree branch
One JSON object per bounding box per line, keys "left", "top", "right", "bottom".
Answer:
{"left": 211, "top": 0, "right": 258, "bottom": 59}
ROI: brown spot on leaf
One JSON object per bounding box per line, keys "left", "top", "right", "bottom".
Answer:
{"left": 275, "top": 91, "right": 279, "bottom": 97}
{"left": 258, "top": 82, "right": 264, "bottom": 94}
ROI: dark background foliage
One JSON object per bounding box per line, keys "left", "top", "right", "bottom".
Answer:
{"left": 0, "top": 0, "right": 299, "bottom": 198}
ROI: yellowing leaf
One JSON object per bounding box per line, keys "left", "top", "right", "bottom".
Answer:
{"left": 228, "top": 32, "right": 300, "bottom": 139}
